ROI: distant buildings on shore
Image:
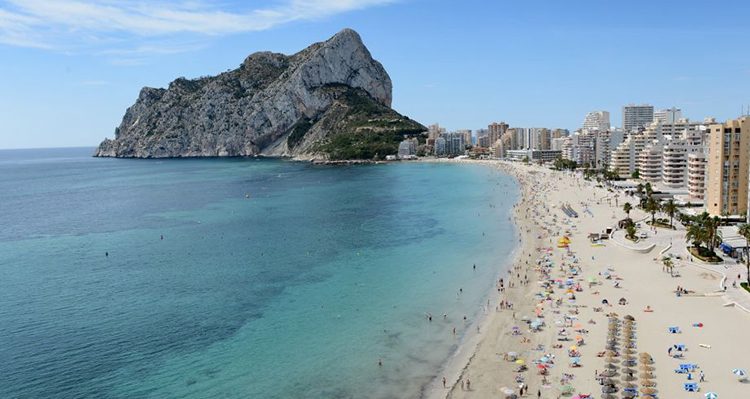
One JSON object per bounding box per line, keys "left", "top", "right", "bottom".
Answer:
{"left": 397, "top": 104, "right": 750, "bottom": 220}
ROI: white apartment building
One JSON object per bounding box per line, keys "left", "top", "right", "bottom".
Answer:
{"left": 610, "top": 133, "right": 649, "bottom": 177}
{"left": 638, "top": 142, "right": 663, "bottom": 183}
{"left": 582, "top": 111, "right": 611, "bottom": 132}
{"left": 653, "top": 107, "right": 683, "bottom": 124}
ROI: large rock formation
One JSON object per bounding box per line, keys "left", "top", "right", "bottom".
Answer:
{"left": 95, "top": 28, "right": 425, "bottom": 159}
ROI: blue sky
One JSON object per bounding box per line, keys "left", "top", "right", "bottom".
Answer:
{"left": 1, "top": 0, "right": 749, "bottom": 149}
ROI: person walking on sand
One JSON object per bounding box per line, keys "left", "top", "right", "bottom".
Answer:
{"left": 538, "top": 388, "right": 541, "bottom": 398}
{"left": 442, "top": 376, "right": 446, "bottom": 388}
{"left": 466, "top": 378, "right": 471, "bottom": 390}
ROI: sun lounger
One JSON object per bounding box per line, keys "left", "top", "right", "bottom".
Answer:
{"left": 684, "top": 382, "right": 698, "bottom": 392}
{"left": 668, "top": 326, "right": 680, "bottom": 333}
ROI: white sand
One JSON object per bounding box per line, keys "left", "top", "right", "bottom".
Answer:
{"left": 423, "top": 159, "right": 750, "bottom": 399}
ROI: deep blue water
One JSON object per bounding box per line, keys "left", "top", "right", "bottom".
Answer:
{"left": 0, "top": 148, "right": 518, "bottom": 398}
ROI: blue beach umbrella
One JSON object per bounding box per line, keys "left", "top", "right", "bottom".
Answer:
{"left": 705, "top": 392, "right": 718, "bottom": 399}
{"left": 732, "top": 368, "right": 746, "bottom": 377}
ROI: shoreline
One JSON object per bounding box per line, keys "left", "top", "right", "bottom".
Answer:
{"left": 424, "top": 159, "right": 750, "bottom": 399}
{"left": 420, "top": 159, "right": 542, "bottom": 399}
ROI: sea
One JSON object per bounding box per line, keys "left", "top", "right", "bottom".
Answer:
{"left": 0, "top": 147, "right": 519, "bottom": 399}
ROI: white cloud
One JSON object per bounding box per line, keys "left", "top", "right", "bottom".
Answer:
{"left": 0, "top": 0, "right": 395, "bottom": 55}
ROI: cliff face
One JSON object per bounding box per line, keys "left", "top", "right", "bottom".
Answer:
{"left": 95, "top": 28, "right": 425, "bottom": 159}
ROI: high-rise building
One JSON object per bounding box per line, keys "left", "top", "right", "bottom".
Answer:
{"left": 427, "top": 124, "right": 446, "bottom": 141}
{"left": 455, "top": 129, "right": 472, "bottom": 148}
{"left": 434, "top": 137, "right": 446, "bottom": 156}
{"left": 443, "top": 132, "right": 467, "bottom": 156}
{"left": 661, "top": 126, "right": 706, "bottom": 188}
{"left": 398, "top": 138, "right": 417, "bottom": 157}
{"left": 582, "top": 111, "right": 611, "bottom": 132}
{"left": 622, "top": 104, "right": 654, "bottom": 132}
{"left": 654, "top": 107, "right": 683, "bottom": 125}
{"left": 488, "top": 122, "right": 509, "bottom": 145}
{"left": 705, "top": 117, "right": 750, "bottom": 216}
{"left": 688, "top": 152, "right": 707, "bottom": 201}
{"left": 638, "top": 142, "right": 663, "bottom": 183}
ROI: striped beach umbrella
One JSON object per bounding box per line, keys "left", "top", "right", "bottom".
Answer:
{"left": 705, "top": 392, "right": 718, "bottom": 399}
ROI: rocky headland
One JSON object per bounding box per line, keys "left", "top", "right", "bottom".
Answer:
{"left": 95, "top": 29, "right": 425, "bottom": 160}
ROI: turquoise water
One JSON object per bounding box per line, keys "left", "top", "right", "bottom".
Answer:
{"left": 0, "top": 148, "right": 518, "bottom": 398}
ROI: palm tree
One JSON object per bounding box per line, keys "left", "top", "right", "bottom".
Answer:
{"left": 738, "top": 223, "right": 750, "bottom": 285}
{"left": 626, "top": 224, "right": 637, "bottom": 240}
{"left": 623, "top": 202, "right": 632, "bottom": 219}
{"left": 662, "top": 200, "right": 678, "bottom": 228}
{"left": 685, "top": 222, "right": 708, "bottom": 249}
{"left": 635, "top": 183, "right": 644, "bottom": 196}
{"left": 644, "top": 182, "right": 653, "bottom": 197}
{"left": 705, "top": 216, "right": 722, "bottom": 250}
{"left": 644, "top": 197, "right": 660, "bottom": 225}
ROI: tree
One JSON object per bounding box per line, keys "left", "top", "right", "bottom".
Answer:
{"left": 686, "top": 222, "right": 708, "bottom": 249}
{"left": 644, "top": 197, "right": 660, "bottom": 225}
{"left": 644, "top": 182, "right": 653, "bottom": 197}
{"left": 705, "top": 216, "right": 721, "bottom": 250}
{"left": 623, "top": 202, "right": 633, "bottom": 219}
{"left": 631, "top": 169, "right": 640, "bottom": 179}
{"left": 662, "top": 199, "right": 678, "bottom": 228}
{"left": 635, "top": 183, "right": 644, "bottom": 196}
{"left": 738, "top": 223, "right": 750, "bottom": 285}
{"left": 685, "top": 212, "right": 722, "bottom": 254}
{"left": 626, "top": 224, "right": 637, "bottom": 240}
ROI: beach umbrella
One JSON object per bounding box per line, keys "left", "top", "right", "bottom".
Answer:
{"left": 639, "top": 372, "right": 655, "bottom": 379}
{"left": 622, "top": 374, "right": 636, "bottom": 381}
{"left": 639, "top": 365, "right": 654, "bottom": 372}
{"left": 601, "top": 395, "right": 616, "bottom": 399}
{"left": 733, "top": 368, "right": 747, "bottom": 377}
{"left": 622, "top": 367, "right": 636, "bottom": 374}
{"left": 601, "top": 377, "right": 617, "bottom": 385}
{"left": 640, "top": 387, "right": 657, "bottom": 395}
{"left": 624, "top": 349, "right": 637, "bottom": 355}
{"left": 705, "top": 393, "right": 718, "bottom": 399}
{"left": 641, "top": 380, "right": 656, "bottom": 387}
{"left": 602, "top": 385, "right": 617, "bottom": 393}
{"left": 601, "top": 369, "right": 617, "bottom": 377}
{"left": 622, "top": 382, "right": 637, "bottom": 389}
{"left": 570, "top": 357, "right": 581, "bottom": 365}
{"left": 560, "top": 384, "right": 574, "bottom": 394}
{"left": 515, "top": 359, "right": 525, "bottom": 365}
{"left": 624, "top": 315, "right": 635, "bottom": 321}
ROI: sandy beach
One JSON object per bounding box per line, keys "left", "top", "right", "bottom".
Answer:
{"left": 424, "top": 159, "right": 750, "bottom": 399}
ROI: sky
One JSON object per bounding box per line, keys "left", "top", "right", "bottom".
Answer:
{"left": 0, "top": 0, "right": 749, "bottom": 149}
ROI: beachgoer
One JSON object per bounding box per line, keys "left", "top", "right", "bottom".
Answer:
{"left": 466, "top": 378, "right": 471, "bottom": 390}
{"left": 461, "top": 380, "right": 464, "bottom": 390}
{"left": 378, "top": 358, "right": 382, "bottom": 367}
{"left": 442, "top": 376, "right": 446, "bottom": 388}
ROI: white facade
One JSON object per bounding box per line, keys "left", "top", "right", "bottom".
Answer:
{"left": 582, "top": 111, "right": 611, "bottom": 132}
{"left": 638, "top": 142, "right": 663, "bottom": 183}
{"left": 654, "top": 107, "right": 683, "bottom": 124}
